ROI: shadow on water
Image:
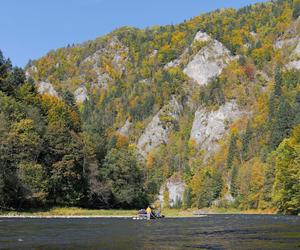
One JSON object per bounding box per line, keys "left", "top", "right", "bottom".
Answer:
{"left": 0, "top": 215, "right": 300, "bottom": 250}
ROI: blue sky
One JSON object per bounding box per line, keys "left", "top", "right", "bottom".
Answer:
{"left": 1, "top": 0, "right": 267, "bottom": 67}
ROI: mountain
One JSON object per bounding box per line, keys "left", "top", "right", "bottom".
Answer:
{"left": 1, "top": 0, "right": 299, "bottom": 214}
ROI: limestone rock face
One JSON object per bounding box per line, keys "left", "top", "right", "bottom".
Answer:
{"left": 25, "top": 65, "right": 37, "bottom": 79}
{"left": 118, "top": 119, "right": 131, "bottom": 137}
{"left": 164, "top": 48, "right": 188, "bottom": 70}
{"left": 275, "top": 36, "right": 300, "bottom": 70}
{"left": 275, "top": 37, "right": 300, "bottom": 49}
{"left": 190, "top": 101, "right": 244, "bottom": 155}
{"left": 286, "top": 60, "right": 300, "bottom": 70}
{"left": 82, "top": 37, "right": 128, "bottom": 87}
{"left": 37, "top": 82, "right": 59, "bottom": 98}
{"left": 183, "top": 32, "right": 233, "bottom": 86}
{"left": 194, "top": 31, "right": 211, "bottom": 42}
{"left": 137, "top": 97, "right": 182, "bottom": 158}
{"left": 158, "top": 176, "right": 185, "bottom": 208}
{"left": 74, "top": 86, "right": 88, "bottom": 103}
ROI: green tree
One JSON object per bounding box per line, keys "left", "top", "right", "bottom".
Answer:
{"left": 241, "top": 122, "right": 253, "bottom": 161}
{"left": 163, "top": 188, "right": 170, "bottom": 209}
{"left": 101, "top": 148, "right": 148, "bottom": 208}
{"left": 227, "top": 134, "right": 238, "bottom": 168}
{"left": 269, "top": 97, "right": 294, "bottom": 149}
{"left": 0, "top": 51, "right": 12, "bottom": 94}
{"left": 230, "top": 166, "right": 238, "bottom": 197}
{"left": 17, "top": 162, "right": 48, "bottom": 205}
{"left": 294, "top": 92, "right": 300, "bottom": 125}
{"left": 195, "top": 168, "right": 223, "bottom": 208}
{"left": 183, "top": 187, "right": 192, "bottom": 209}
{"left": 274, "top": 66, "right": 282, "bottom": 97}
{"left": 50, "top": 157, "right": 85, "bottom": 206}
{"left": 272, "top": 126, "right": 300, "bottom": 215}
{"left": 62, "top": 90, "right": 76, "bottom": 107}
{"left": 268, "top": 93, "right": 276, "bottom": 122}
{"left": 293, "top": 0, "right": 300, "bottom": 19}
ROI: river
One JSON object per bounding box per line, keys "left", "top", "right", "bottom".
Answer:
{"left": 0, "top": 215, "right": 299, "bottom": 249}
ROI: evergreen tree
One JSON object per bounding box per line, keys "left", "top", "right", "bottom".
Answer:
{"left": 260, "top": 154, "right": 276, "bottom": 208}
{"left": 274, "top": 66, "right": 282, "bottom": 97}
{"left": 196, "top": 169, "right": 223, "bottom": 208}
{"left": 183, "top": 187, "right": 192, "bottom": 209}
{"left": 0, "top": 51, "right": 12, "bottom": 94}
{"left": 230, "top": 166, "right": 238, "bottom": 197}
{"left": 101, "top": 148, "right": 148, "bottom": 208}
{"left": 241, "top": 121, "right": 253, "bottom": 161}
{"left": 212, "top": 170, "right": 223, "bottom": 199}
{"left": 294, "top": 92, "right": 300, "bottom": 125}
{"left": 269, "top": 96, "right": 294, "bottom": 149}
{"left": 227, "top": 134, "right": 238, "bottom": 168}
{"left": 62, "top": 90, "right": 76, "bottom": 107}
{"left": 268, "top": 93, "right": 276, "bottom": 122}
{"left": 293, "top": 0, "right": 300, "bottom": 19}
{"left": 272, "top": 126, "right": 300, "bottom": 215}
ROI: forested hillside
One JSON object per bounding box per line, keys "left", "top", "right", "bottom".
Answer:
{"left": 1, "top": 0, "right": 299, "bottom": 214}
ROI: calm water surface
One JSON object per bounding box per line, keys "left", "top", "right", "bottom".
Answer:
{"left": 0, "top": 215, "right": 300, "bottom": 249}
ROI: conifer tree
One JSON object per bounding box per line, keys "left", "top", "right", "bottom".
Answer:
{"left": 293, "top": 0, "right": 300, "bottom": 19}
{"left": 274, "top": 66, "right": 282, "bottom": 97}
{"left": 230, "top": 166, "right": 238, "bottom": 197}
{"left": 268, "top": 93, "right": 276, "bottom": 122}
{"left": 227, "top": 134, "right": 238, "bottom": 168}
{"left": 270, "top": 96, "right": 294, "bottom": 149}
{"left": 241, "top": 121, "right": 253, "bottom": 161}
{"left": 183, "top": 187, "right": 192, "bottom": 209}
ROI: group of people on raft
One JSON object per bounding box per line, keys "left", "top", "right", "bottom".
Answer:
{"left": 138, "top": 206, "right": 162, "bottom": 220}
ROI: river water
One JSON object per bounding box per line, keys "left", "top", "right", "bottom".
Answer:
{"left": 0, "top": 215, "right": 299, "bottom": 249}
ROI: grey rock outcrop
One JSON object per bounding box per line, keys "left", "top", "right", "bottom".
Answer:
{"left": 194, "top": 31, "right": 211, "bottom": 42}
{"left": 74, "top": 86, "right": 88, "bottom": 103}
{"left": 190, "top": 101, "right": 244, "bottom": 155}
{"left": 82, "top": 37, "right": 128, "bottom": 87}
{"left": 183, "top": 31, "right": 233, "bottom": 86}
{"left": 164, "top": 48, "right": 189, "bottom": 70}
{"left": 37, "top": 82, "right": 59, "bottom": 98}
{"left": 274, "top": 37, "right": 299, "bottom": 49}
{"left": 158, "top": 176, "right": 185, "bottom": 208}
{"left": 275, "top": 36, "right": 300, "bottom": 70}
{"left": 25, "top": 65, "right": 37, "bottom": 79}
{"left": 117, "top": 119, "right": 131, "bottom": 137}
{"left": 286, "top": 60, "right": 300, "bottom": 70}
{"left": 137, "top": 97, "right": 182, "bottom": 158}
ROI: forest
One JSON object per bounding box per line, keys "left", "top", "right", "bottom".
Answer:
{"left": 0, "top": 0, "right": 299, "bottom": 214}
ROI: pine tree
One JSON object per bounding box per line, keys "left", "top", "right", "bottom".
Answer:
{"left": 274, "top": 66, "right": 282, "bottom": 97}
{"left": 293, "top": 0, "right": 300, "bottom": 19}
{"left": 241, "top": 121, "right": 253, "bottom": 161}
{"left": 230, "top": 166, "right": 238, "bottom": 197}
{"left": 270, "top": 96, "right": 294, "bottom": 149}
{"left": 62, "top": 90, "right": 75, "bottom": 107}
{"left": 183, "top": 187, "right": 192, "bottom": 209}
{"left": 294, "top": 92, "right": 300, "bottom": 125}
{"left": 268, "top": 93, "right": 276, "bottom": 122}
{"left": 227, "top": 134, "right": 238, "bottom": 168}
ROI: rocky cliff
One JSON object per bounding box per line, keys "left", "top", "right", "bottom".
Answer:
{"left": 137, "top": 97, "right": 182, "bottom": 158}
{"left": 183, "top": 31, "right": 234, "bottom": 86}
{"left": 190, "top": 101, "right": 244, "bottom": 155}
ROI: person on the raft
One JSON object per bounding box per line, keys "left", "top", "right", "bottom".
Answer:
{"left": 157, "top": 208, "right": 161, "bottom": 217}
{"left": 146, "top": 206, "right": 152, "bottom": 220}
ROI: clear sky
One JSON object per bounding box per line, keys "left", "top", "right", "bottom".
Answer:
{"left": 1, "top": 0, "right": 267, "bottom": 67}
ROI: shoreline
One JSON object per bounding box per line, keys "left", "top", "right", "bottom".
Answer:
{"left": 0, "top": 207, "right": 278, "bottom": 218}
{"left": 0, "top": 215, "right": 209, "bottom": 219}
